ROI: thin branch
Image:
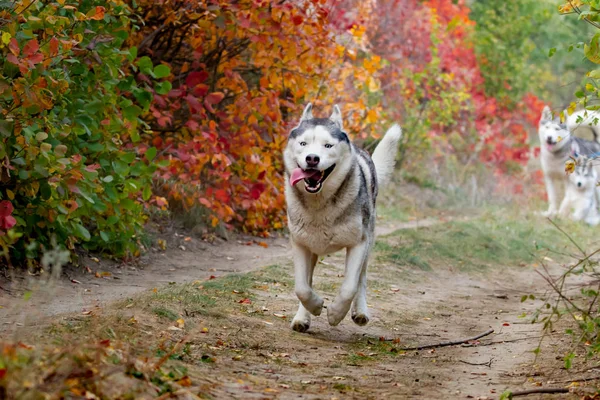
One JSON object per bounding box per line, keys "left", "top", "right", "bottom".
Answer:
{"left": 506, "top": 387, "right": 569, "bottom": 398}
{"left": 546, "top": 217, "right": 586, "bottom": 257}
{"left": 400, "top": 328, "right": 494, "bottom": 351}
{"left": 458, "top": 358, "right": 494, "bottom": 368}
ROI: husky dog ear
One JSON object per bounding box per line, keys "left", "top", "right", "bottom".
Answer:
{"left": 541, "top": 106, "right": 552, "bottom": 123}
{"left": 330, "top": 104, "right": 343, "bottom": 129}
{"left": 586, "top": 157, "right": 594, "bottom": 174}
{"left": 300, "top": 103, "right": 314, "bottom": 122}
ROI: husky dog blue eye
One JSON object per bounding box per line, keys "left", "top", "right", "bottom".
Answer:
{"left": 299, "top": 141, "right": 307, "bottom": 146}
{"left": 324, "top": 144, "right": 333, "bottom": 148}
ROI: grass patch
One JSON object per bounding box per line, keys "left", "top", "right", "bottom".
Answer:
{"left": 375, "top": 211, "right": 597, "bottom": 272}
{"left": 152, "top": 306, "right": 179, "bottom": 321}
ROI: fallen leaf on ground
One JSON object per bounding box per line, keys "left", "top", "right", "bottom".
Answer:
{"left": 177, "top": 376, "right": 192, "bottom": 387}
{"left": 273, "top": 313, "right": 286, "bottom": 318}
{"left": 238, "top": 298, "right": 252, "bottom": 304}
{"left": 176, "top": 318, "right": 185, "bottom": 328}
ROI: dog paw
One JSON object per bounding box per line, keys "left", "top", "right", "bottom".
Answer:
{"left": 290, "top": 319, "right": 310, "bottom": 333}
{"left": 351, "top": 312, "right": 370, "bottom": 326}
{"left": 305, "top": 296, "right": 324, "bottom": 316}
{"left": 327, "top": 303, "right": 349, "bottom": 326}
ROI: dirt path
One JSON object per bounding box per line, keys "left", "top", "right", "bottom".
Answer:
{"left": 1, "top": 215, "right": 595, "bottom": 399}
{"left": 0, "top": 217, "right": 444, "bottom": 328}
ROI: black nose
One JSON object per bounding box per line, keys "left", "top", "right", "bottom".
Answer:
{"left": 306, "top": 154, "right": 320, "bottom": 168}
{"left": 546, "top": 137, "right": 553, "bottom": 144}
{"left": 578, "top": 182, "right": 582, "bottom": 187}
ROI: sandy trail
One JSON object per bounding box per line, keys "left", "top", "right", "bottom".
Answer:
{"left": 0, "top": 216, "right": 592, "bottom": 399}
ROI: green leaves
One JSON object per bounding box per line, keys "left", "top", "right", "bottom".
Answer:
{"left": 0, "top": 0, "right": 161, "bottom": 263}
{"left": 153, "top": 64, "right": 170, "bottom": 78}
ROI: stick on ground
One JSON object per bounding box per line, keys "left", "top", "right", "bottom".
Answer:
{"left": 507, "top": 388, "right": 569, "bottom": 398}
{"left": 400, "top": 328, "right": 494, "bottom": 351}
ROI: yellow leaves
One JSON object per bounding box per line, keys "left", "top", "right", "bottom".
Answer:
{"left": 175, "top": 318, "right": 185, "bottom": 328}
{"left": 6, "top": 190, "right": 14, "bottom": 200}
{"left": 363, "top": 55, "right": 382, "bottom": 74}
{"left": 365, "top": 109, "right": 378, "bottom": 124}
{"left": 367, "top": 76, "right": 380, "bottom": 92}
{"left": 157, "top": 239, "right": 167, "bottom": 250}
{"left": 350, "top": 24, "right": 366, "bottom": 38}
{"left": 565, "top": 158, "right": 576, "bottom": 175}
{"left": 558, "top": 0, "right": 584, "bottom": 14}
{"left": 0, "top": 32, "right": 11, "bottom": 49}
{"left": 14, "top": 0, "right": 34, "bottom": 14}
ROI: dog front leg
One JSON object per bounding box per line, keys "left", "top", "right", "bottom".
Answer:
{"left": 291, "top": 253, "right": 318, "bottom": 332}
{"left": 558, "top": 193, "right": 571, "bottom": 218}
{"left": 543, "top": 177, "right": 559, "bottom": 217}
{"left": 292, "top": 241, "right": 323, "bottom": 317}
{"left": 328, "top": 240, "right": 369, "bottom": 326}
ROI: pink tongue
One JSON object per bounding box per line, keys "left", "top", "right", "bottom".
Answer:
{"left": 290, "top": 168, "right": 320, "bottom": 186}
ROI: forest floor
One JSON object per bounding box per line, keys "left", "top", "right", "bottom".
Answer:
{"left": 1, "top": 187, "right": 600, "bottom": 399}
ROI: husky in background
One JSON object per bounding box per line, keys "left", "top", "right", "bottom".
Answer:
{"left": 538, "top": 106, "right": 600, "bottom": 217}
{"left": 284, "top": 103, "right": 402, "bottom": 332}
{"left": 559, "top": 155, "right": 600, "bottom": 226}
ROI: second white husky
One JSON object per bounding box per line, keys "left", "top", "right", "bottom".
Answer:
{"left": 538, "top": 106, "right": 600, "bottom": 217}
{"left": 559, "top": 155, "right": 600, "bottom": 226}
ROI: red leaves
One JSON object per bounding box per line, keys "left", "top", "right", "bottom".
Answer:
{"left": 238, "top": 298, "right": 252, "bottom": 304}
{"left": 6, "top": 38, "right": 43, "bottom": 74}
{"left": 49, "top": 37, "right": 59, "bottom": 57}
{"left": 292, "top": 15, "right": 304, "bottom": 25}
{"left": 204, "top": 92, "right": 225, "bottom": 113}
{"left": 0, "top": 200, "right": 16, "bottom": 231}
{"left": 8, "top": 38, "right": 19, "bottom": 56}
{"left": 186, "top": 71, "right": 209, "bottom": 87}
{"left": 22, "top": 39, "right": 39, "bottom": 58}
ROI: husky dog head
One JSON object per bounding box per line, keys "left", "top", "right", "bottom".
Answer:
{"left": 539, "top": 106, "right": 570, "bottom": 154}
{"left": 284, "top": 103, "right": 352, "bottom": 194}
{"left": 569, "top": 156, "right": 597, "bottom": 191}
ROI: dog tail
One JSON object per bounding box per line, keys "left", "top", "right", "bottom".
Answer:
{"left": 372, "top": 124, "right": 402, "bottom": 188}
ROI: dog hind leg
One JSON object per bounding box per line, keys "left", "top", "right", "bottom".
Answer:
{"left": 291, "top": 253, "right": 318, "bottom": 332}
{"left": 351, "top": 259, "right": 370, "bottom": 326}
{"left": 328, "top": 240, "right": 369, "bottom": 326}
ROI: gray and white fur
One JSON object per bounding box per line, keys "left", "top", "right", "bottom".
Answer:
{"left": 538, "top": 106, "right": 600, "bottom": 217}
{"left": 284, "top": 103, "right": 402, "bottom": 332}
{"left": 558, "top": 155, "right": 600, "bottom": 226}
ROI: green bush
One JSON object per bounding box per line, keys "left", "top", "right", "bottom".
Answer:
{"left": 0, "top": 1, "right": 166, "bottom": 265}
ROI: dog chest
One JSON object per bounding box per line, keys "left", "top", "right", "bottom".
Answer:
{"left": 288, "top": 211, "right": 365, "bottom": 255}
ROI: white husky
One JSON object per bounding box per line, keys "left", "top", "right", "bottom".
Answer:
{"left": 538, "top": 106, "right": 600, "bottom": 217}
{"left": 284, "top": 103, "right": 402, "bottom": 332}
{"left": 559, "top": 155, "right": 600, "bottom": 225}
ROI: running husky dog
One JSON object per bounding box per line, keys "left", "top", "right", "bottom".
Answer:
{"left": 538, "top": 106, "right": 600, "bottom": 217}
{"left": 558, "top": 155, "right": 600, "bottom": 226}
{"left": 284, "top": 103, "right": 402, "bottom": 332}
